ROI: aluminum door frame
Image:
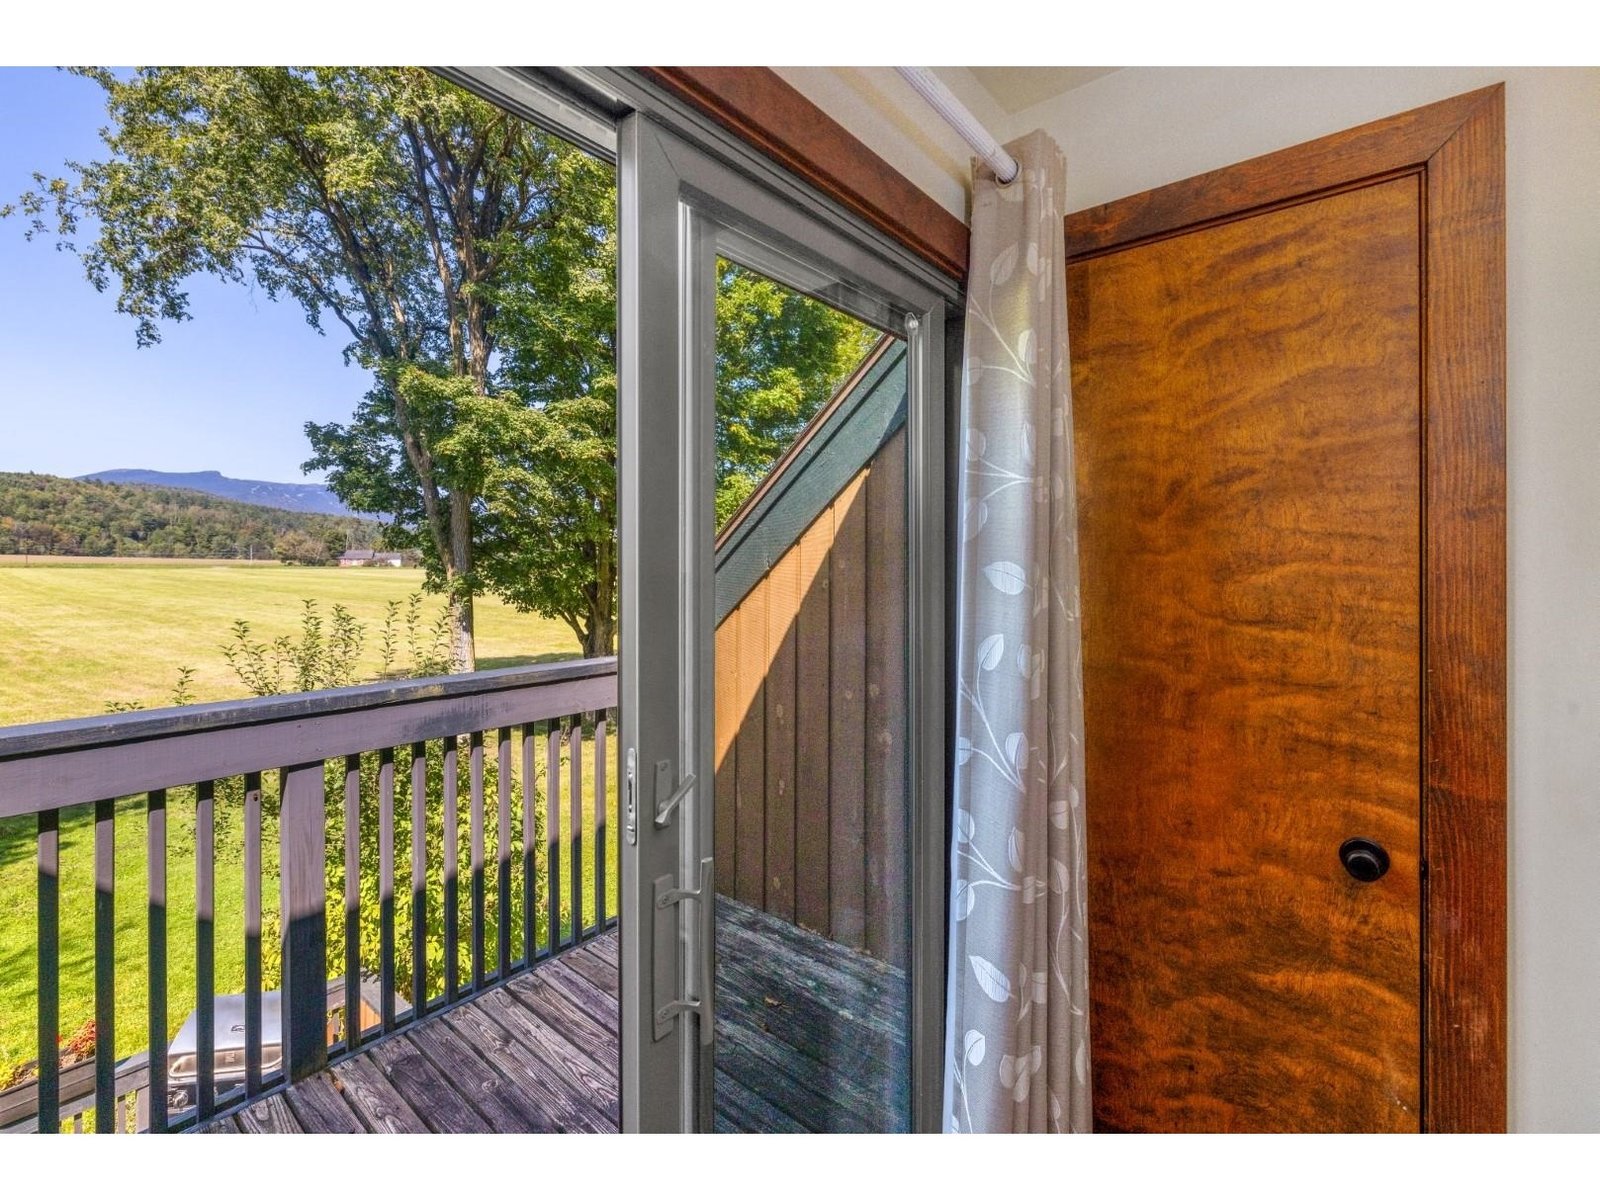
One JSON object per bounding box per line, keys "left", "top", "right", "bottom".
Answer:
{"left": 617, "top": 110, "right": 947, "bottom": 1133}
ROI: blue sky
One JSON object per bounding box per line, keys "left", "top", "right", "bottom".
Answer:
{"left": 0, "top": 68, "right": 369, "bottom": 483}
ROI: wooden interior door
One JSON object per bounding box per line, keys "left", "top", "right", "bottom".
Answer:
{"left": 1065, "top": 89, "right": 1507, "bottom": 1132}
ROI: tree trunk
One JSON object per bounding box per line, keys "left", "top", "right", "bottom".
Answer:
{"left": 580, "top": 536, "right": 616, "bottom": 660}
{"left": 450, "top": 588, "right": 477, "bottom": 674}
{"left": 581, "top": 612, "right": 615, "bottom": 660}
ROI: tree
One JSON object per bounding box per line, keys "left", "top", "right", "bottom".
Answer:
{"left": 273, "top": 528, "right": 332, "bottom": 566}
{"left": 6, "top": 67, "right": 602, "bottom": 669}
{"left": 8, "top": 68, "right": 881, "bottom": 665}
{"left": 713, "top": 261, "right": 882, "bottom": 526}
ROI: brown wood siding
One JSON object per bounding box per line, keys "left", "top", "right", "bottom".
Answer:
{"left": 714, "top": 427, "right": 908, "bottom": 968}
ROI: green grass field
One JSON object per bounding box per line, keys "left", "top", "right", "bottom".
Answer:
{"left": 0, "top": 559, "right": 582, "bottom": 726}
{"left": 0, "top": 559, "right": 617, "bottom": 1084}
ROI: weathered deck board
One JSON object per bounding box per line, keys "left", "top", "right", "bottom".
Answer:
{"left": 503, "top": 973, "right": 619, "bottom": 1080}
{"left": 539, "top": 958, "right": 620, "bottom": 1025}
{"left": 365, "top": 1035, "right": 491, "bottom": 1134}
{"left": 330, "top": 1054, "right": 430, "bottom": 1134}
{"left": 404, "top": 1020, "right": 559, "bottom": 1133}
{"left": 234, "top": 1092, "right": 302, "bottom": 1135}
{"left": 282, "top": 1073, "right": 365, "bottom": 1134}
{"left": 712, "top": 1067, "right": 810, "bottom": 1134}
{"left": 476, "top": 985, "right": 619, "bottom": 1118}
{"left": 204, "top": 900, "right": 907, "bottom": 1135}
{"left": 564, "top": 942, "right": 620, "bottom": 995}
{"left": 439, "top": 1003, "right": 609, "bottom": 1133}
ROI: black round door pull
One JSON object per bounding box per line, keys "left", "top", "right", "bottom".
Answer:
{"left": 1339, "top": 837, "right": 1390, "bottom": 883}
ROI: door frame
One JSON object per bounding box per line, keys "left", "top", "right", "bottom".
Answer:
{"left": 1065, "top": 85, "right": 1507, "bottom": 1133}
{"left": 616, "top": 111, "right": 950, "bottom": 1132}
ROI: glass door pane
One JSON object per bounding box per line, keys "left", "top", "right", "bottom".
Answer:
{"left": 617, "top": 110, "right": 945, "bottom": 1132}
{"left": 710, "top": 258, "right": 912, "bottom": 1132}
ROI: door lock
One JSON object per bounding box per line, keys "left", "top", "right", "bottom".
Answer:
{"left": 1339, "top": 837, "right": 1391, "bottom": 883}
{"left": 624, "top": 748, "right": 637, "bottom": 845}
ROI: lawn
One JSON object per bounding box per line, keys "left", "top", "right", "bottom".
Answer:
{"left": 0, "top": 560, "right": 581, "bottom": 726}
{"left": 0, "top": 559, "right": 618, "bottom": 1086}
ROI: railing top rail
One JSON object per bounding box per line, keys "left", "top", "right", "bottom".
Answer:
{"left": 0, "top": 657, "right": 617, "bottom": 763}
{"left": 0, "top": 657, "right": 618, "bottom": 819}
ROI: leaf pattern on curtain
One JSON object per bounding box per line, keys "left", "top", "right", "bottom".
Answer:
{"left": 943, "top": 130, "right": 1090, "bottom": 1134}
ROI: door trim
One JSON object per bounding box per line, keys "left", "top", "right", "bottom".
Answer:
{"left": 1064, "top": 85, "right": 1507, "bottom": 1133}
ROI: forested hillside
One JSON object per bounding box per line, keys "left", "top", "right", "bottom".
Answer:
{"left": 0, "top": 472, "right": 380, "bottom": 559}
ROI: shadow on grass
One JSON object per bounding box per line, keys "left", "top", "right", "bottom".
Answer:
{"left": 0, "top": 814, "right": 37, "bottom": 876}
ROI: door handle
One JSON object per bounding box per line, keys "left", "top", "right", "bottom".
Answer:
{"left": 653, "top": 770, "right": 697, "bottom": 829}
{"left": 1339, "top": 837, "right": 1390, "bottom": 883}
{"left": 653, "top": 856, "right": 715, "bottom": 1045}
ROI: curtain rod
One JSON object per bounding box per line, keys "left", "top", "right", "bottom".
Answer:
{"left": 894, "top": 67, "right": 1018, "bottom": 184}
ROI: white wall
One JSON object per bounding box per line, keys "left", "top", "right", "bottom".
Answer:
{"left": 785, "top": 66, "right": 1600, "bottom": 1133}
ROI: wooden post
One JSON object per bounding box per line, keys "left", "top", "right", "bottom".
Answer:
{"left": 279, "top": 762, "right": 328, "bottom": 1083}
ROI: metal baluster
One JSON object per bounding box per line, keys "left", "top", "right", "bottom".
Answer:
{"left": 244, "top": 773, "right": 262, "bottom": 1096}
{"left": 521, "top": 724, "right": 536, "bottom": 966}
{"left": 470, "top": 730, "right": 485, "bottom": 990}
{"left": 342, "top": 757, "right": 361, "bottom": 1054}
{"left": 444, "top": 736, "right": 459, "bottom": 1003}
{"left": 36, "top": 808, "right": 60, "bottom": 1134}
{"left": 546, "top": 723, "right": 562, "bottom": 951}
{"left": 195, "top": 782, "right": 215, "bottom": 1120}
{"left": 147, "top": 789, "right": 167, "bottom": 1133}
{"left": 95, "top": 799, "right": 116, "bottom": 1131}
{"left": 497, "top": 727, "right": 512, "bottom": 978}
{"left": 569, "top": 717, "right": 583, "bottom": 942}
{"left": 410, "top": 742, "right": 427, "bottom": 1016}
{"left": 378, "top": 749, "right": 395, "bottom": 1031}
{"left": 596, "top": 714, "right": 609, "bottom": 928}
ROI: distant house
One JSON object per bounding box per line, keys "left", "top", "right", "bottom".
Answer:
{"left": 338, "top": 549, "right": 408, "bottom": 568}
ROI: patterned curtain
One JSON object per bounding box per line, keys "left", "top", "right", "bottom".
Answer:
{"left": 944, "top": 131, "right": 1090, "bottom": 1134}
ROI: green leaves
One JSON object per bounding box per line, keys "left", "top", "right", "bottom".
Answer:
{"left": 714, "top": 259, "right": 881, "bottom": 526}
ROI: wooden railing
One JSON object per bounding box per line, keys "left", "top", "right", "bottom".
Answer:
{"left": 0, "top": 658, "right": 618, "bottom": 1133}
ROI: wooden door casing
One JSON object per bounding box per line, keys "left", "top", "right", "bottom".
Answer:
{"left": 1065, "top": 87, "right": 1506, "bottom": 1132}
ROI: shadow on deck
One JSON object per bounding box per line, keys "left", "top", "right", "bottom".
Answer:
{"left": 200, "top": 898, "right": 907, "bottom": 1134}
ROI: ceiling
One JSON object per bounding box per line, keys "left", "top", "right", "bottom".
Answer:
{"left": 963, "top": 67, "right": 1122, "bottom": 114}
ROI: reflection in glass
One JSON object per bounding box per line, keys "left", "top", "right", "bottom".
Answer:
{"left": 710, "top": 260, "right": 910, "bottom": 1131}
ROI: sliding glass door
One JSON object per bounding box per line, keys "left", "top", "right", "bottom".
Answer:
{"left": 616, "top": 112, "right": 947, "bottom": 1133}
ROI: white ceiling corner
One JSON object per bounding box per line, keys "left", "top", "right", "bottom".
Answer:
{"left": 962, "top": 67, "right": 1123, "bottom": 115}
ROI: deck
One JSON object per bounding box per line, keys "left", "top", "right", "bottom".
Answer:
{"left": 198, "top": 898, "right": 907, "bottom": 1134}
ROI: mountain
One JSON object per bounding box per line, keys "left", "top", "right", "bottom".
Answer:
{"left": 79, "top": 469, "right": 360, "bottom": 517}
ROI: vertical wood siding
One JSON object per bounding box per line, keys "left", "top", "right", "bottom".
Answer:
{"left": 714, "top": 427, "right": 908, "bottom": 968}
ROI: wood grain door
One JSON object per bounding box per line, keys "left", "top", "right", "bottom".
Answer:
{"left": 1065, "top": 89, "right": 1506, "bottom": 1132}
